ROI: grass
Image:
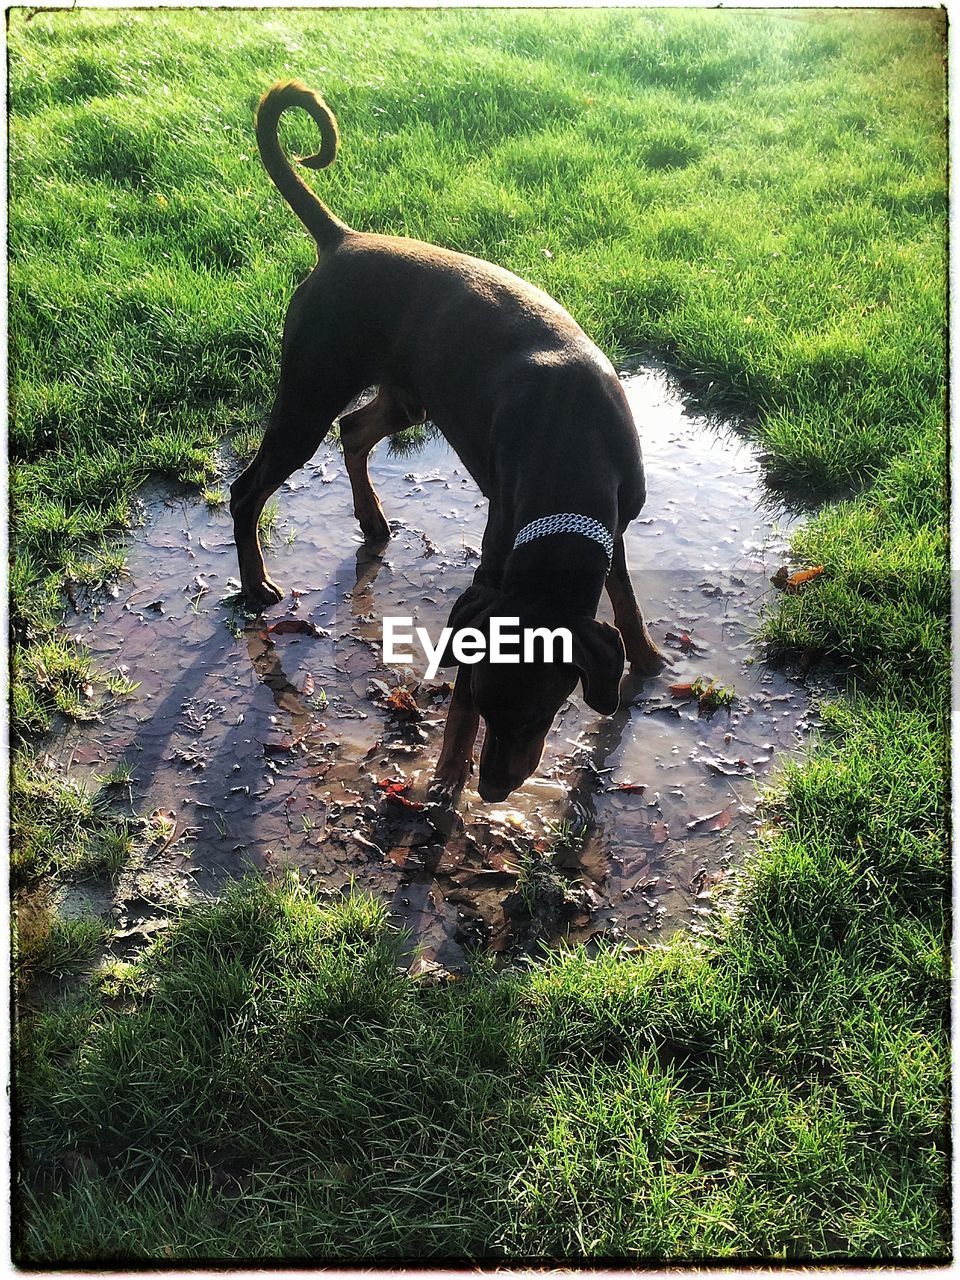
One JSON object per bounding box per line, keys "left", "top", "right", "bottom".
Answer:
{"left": 17, "top": 845, "right": 947, "bottom": 1260}
{"left": 8, "top": 5, "right": 948, "bottom": 1265}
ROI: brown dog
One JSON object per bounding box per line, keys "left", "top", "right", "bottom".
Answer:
{"left": 231, "top": 82, "right": 665, "bottom": 802}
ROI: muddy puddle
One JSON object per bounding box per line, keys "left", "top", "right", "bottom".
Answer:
{"left": 48, "top": 364, "right": 833, "bottom": 974}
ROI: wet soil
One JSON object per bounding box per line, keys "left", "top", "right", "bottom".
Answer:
{"left": 46, "top": 364, "right": 832, "bottom": 973}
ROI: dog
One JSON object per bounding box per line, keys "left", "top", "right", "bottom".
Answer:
{"left": 231, "top": 82, "right": 666, "bottom": 803}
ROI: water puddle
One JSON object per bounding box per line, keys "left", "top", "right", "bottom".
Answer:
{"left": 47, "top": 364, "right": 833, "bottom": 973}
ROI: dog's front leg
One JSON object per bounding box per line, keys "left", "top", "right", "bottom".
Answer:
{"left": 605, "top": 536, "right": 668, "bottom": 676}
{"left": 430, "top": 671, "right": 481, "bottom": 799}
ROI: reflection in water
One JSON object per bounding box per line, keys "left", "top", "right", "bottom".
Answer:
{"left": 51, "top": 366, "right": 833, "bottom": 971}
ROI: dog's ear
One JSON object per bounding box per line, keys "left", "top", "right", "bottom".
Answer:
{"left": 447, "top": 583, "right": 501, "bottom": 631}
{"left": 570, "top": 618, "right": 625, "bottom": 714}
{"left": 438, "top": 584, "right": 501, "bottom": 667}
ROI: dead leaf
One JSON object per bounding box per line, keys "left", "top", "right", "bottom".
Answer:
{"left": 686, "top": 808, "right": 733, "bottom": 833}
{"left": 385, "top": 791, "right": 426, "bottom": 812}
{"left": 702, "top": 756, "right": 753, "bottom": 777}
{"left": 772, "top": 565, "right": 824, "bottom": 592}
{"left": 386, "top": 686, "right": 422, "bottom": 719}
{"left": 669, "top": 681, "right": 697, "bottom": 697}
{"left": 300, "top": 672, "right": 315, "bottom": 697}
{"left": 651, "top": 821, "right": 670, "bottom": 844}
{"left": 611, "top": 782, "right": 645, "bottom": 794}
{"left": 485, "top": 851, "right": 521, "bottom": 875}
{"left": 266, "top": 619, "right": 326, "bottom": 637}
{"left": 785, "top": 566, "right": 824, "bottom": 591}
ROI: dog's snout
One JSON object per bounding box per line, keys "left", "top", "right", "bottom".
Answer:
{"left": 477, "top": 729, "right": 545, "bottom": 803}
{"left": 478, "top": 779, "right": 515, "bottom": 803}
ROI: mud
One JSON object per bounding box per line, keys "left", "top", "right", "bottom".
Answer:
{"left": 47, "top": 364, "right": 833, "bottom": 973}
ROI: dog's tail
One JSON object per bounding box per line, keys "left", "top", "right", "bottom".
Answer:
{"left": 255, "top": 80, "right": 348, "bottom": 249}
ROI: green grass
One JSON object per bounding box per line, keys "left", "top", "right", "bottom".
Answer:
{"left": 8, "top": 5, "right": 948, "bottom": 1264}
{"left": 17, "top": 849, "right": 947, "bottom": 1260}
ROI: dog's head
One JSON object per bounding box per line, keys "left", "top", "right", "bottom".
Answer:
{"left": 441, "top": 584, "right": 625, "bottom": 802}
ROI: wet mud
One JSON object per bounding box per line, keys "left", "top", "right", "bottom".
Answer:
{"left": 47, "top": 365, "right": 833, "bottom": 973}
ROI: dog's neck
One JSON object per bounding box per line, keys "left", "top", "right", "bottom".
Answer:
{"left": 513, "top": 513, "right": 614, "bottom": 568}
{"left": 500, "top": 532, "right": 609, "bottom": 616}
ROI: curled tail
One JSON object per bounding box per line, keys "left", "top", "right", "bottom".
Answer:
{"left": 255, "top": 80, "right": 348, "bottom": 249}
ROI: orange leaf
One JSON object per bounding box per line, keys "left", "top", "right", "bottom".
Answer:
{"left": 386, "top": 687, "right": 421, "bottom": 718}
{"left": 786, "top": 566, "right": 824, "bottom": 591}
{"left": 385, "top": 791, "right": 425, "bottom": 811}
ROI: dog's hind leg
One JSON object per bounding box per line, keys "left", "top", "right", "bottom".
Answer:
{"left": 605, "top": 537, "right": 668, "bottom": 676}
{"left": 340, "top": 384, "right": 427, "bottom": 543}
{"left": 231, "top": 381, "right": 351, "bottom": 610}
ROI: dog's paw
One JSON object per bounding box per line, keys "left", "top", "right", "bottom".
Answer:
{"left": 359, "top": 515, "right": 391, "bottom": 544}
{"left": 428, "top": 759, "right": 472, "bottom": 804}
{"left": 242, "top": 578, "right": 284, "bottom": 611}
{"left": 629, "top": 650, "right": 672, "bottom": 677}
{"left": 627, "top": 635, "right": 673, "bottom": 677}
{"left": 427, "top": 779, "right": 460, "bottom": 807}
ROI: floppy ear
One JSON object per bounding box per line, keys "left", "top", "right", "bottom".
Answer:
{"left": 570, "top": 618, "right": 625, "bottom": 714}
{"left": 437, "top": 584, "right": 502, "bottom": 667}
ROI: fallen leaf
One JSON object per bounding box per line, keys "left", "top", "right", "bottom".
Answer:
{"left": 485, "top": 851, "right": 521, "bottom": 875}
{"left": 669, "top": 681, "right": 697, "bottom": 697}
{"left": 300, "top": 672, "right": 315, "bottom": 698}
{"left": 385, "top": 792, "right": 426, "bottom": 811}
{"left": 612, "top": 782, "right": 646, "bottom": 794}
{"left": 701, "top": 756, "right": 753, "bottom": 777}
{"left": 785, "top": 566, "right": 825, "bottom": 591}
{"left": 386, "top": 686, "right": 422, "bottom": 719}
{"left": 772, "top": 565, "right": 824, "bottom": 592}
{"left": 266, "top": 619, "right": 325, "bottom": 637}
{"left": 651, "top": 821, "right": 670, "bottom": 844}
{"left": 686, "top": 808, "right": 734, "bottom": 833}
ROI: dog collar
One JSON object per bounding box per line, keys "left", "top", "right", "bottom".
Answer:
{"left": 512, "top": 513, "right": 614, "bottom": 569}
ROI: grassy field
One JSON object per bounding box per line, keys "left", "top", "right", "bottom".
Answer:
{"left": 9, "top": 6, "right": 949, "bottom": 1263}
